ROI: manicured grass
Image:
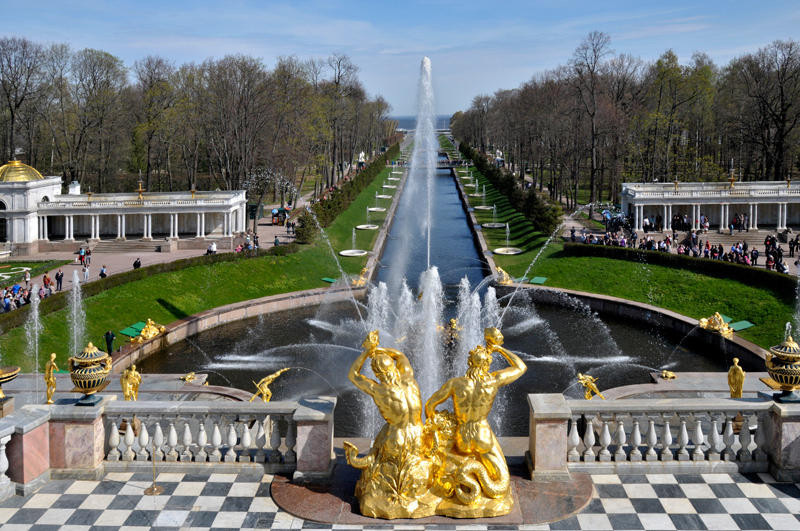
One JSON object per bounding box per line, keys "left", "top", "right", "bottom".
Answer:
{"left": 456, "top": 166, "right": 791, "bottom": 349}
{"left": 0, "top": 260, "right": 70, "bottom": 285}
{"left": 0, "top": 167, "right": 395, "bottom": 370}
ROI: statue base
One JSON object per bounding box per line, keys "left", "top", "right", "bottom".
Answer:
{"left": 759, "top": 377, "right": 800, "bottom": 403}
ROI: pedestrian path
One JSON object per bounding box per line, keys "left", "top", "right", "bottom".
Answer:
{"left": 1, "top": 470, "right": 798, "bottom": 530}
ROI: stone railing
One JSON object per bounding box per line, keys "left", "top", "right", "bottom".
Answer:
{"left": 624, "top": 180, "right": 800, "bottom": 200}
{"left": 103, "top": 401, "right": 301, "bottom": 475}
{"left": 528, "top": 394, "right": 800, "bottom": 481}
{"left": 37, "top": 197, "right": 236, "bottom": 210}
{"left": 0, "top": 395, "right": 335, "bottom": 500}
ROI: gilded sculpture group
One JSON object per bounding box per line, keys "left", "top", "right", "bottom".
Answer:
{"left": 344, "top": 327, "right": 526, "bottom": 519}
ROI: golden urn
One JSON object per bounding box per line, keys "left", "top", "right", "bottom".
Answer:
{"left": 765, "top": 325, "right": 800, "bottom": 402}
{"left": 69, "top": 342, "right": 112, "bottom": 399}
{"left": 0, "top": 366, "right": 20, "bottom": 399}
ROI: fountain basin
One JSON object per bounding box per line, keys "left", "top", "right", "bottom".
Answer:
{"left": 493, "top": 247, "right": 524, "bottom": 255}
{"left": 387, "top": 177, "right": 400, "bottom": 181}
{"left": 473, "top": 205, "right": 494, "bottom": 211}
{"left": 339, "top": 249, "right": 368, "bottom": 257}
{"left": 356, "top": 224, "right": 379, "bottom": 230}
{"left": 469, "top": 193, "right": 483, "bottom": 197}
{"left": 391, "top": 171, "right": 403, "bottom": 174}
{"left": 482, "top": 222, "right": 507, "bottom": 229}
{"left": 382, "top": 185, "right": 397, "bottom": 189}
{"left": 376, "top": 194, "right": 393, "bottom": 199}
{"left": 367, "top": 207, "right": 386, "bottom": 212}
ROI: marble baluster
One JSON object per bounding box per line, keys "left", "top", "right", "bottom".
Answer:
{"left": 598, "top": 417, "right": 612, "bottom": 462}
{"left": 692, "top": 416, "right": 706, "bottom": 461}
{"left": 613, "top": 417, "right": 627, "bottom": 461}
{"left": 0, "top": 435, "right": 10, "bottom": 491}
{"left": 107, "top": 422, "right": 121, "bottom": 461}
{"left": 123, "top": 422, "right": 136, "bottom": 461}
{"left": 677, "top": 417, "right": 690, "bottom": 461}
{"left": 284, "top": 419, "right": 297, "bottom": 464}
{"left": 753, "top": 414, "right": 768, "bottom": 463}
{"left": 722, "top": 417, "right": 736, "bottom": 461}
{"left": 152, "top": 422, "right": 165, "bottom": 461}
{"left": 660, "top": 415, "right": 673, "bottom": 461}
{"left": 254, "top": 419, "right": 267, "bottom": 463}
{"left": 209, "top": 423, "right": 222, "bottom": 462}
{"left": 269, "top": 417, "right": 283, "bottom": 463}
{"left": 136, "top": 423, "right": 150, "bottom": 461}
{"left": 738, "top": 416, "right": 752, "bottom": 462}
{"left": 629, "top": 419, "right": 642, "bottom": 462}
{"left": 239, "top": 422, "right": 253, "bottom": 463}
{"left": 195, "top": 423, "right": 208, "bottom": 462}
{"left": 708, "top": 416, "right": 722, "bottom": 461}
{"left": 180, "top": 423, "right": 193, "bottom": 462}
{"left": 567, "top": 417, "right": 581, "bottom": 462}
{"left": 645, "top": 418, "right": 658, "bottom": 461}
{"left": 166, "top": 422, "right": 179, "bottom": 462}
{"left": 225, "top": 424, "right": 237, "bottom": 462}
{"left": 582, "top": 415, "right": 596, "bottom": 462}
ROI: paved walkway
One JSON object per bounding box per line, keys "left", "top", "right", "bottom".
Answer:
{"left": 0, "top": 470, "right": 798, "bottom": 530}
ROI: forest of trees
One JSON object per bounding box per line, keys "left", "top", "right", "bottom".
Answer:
{"left": 0, "top": 36, "right": 396, "bottom": 204}
{"left": 451, "top": 33, "right": 800, "bottom": 210}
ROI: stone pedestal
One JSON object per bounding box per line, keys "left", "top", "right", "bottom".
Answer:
{"left": 528, "top": 394, "right": 572, "bottom": 481}
{"left": 765, "top": 402, "right": 800, "bottom": 482}
{"left": 5, "top": 408, "right": 50, "bottom": 495}
{"left": 293, "top": 396, "right": 336, "bottom": 481}
{"left": 49, "top": 401, "right": 107, "bottom": 480}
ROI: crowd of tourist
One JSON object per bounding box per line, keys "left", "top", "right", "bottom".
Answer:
{"left": 571, "top": 220, "right": 798, "bottom": 274}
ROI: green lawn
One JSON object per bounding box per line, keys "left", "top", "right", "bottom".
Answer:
{"left": 457, "top": 165, "right": 791, "bottom": 349}
{"left": 0, "top": 168, "right": 395, "bottom": 370}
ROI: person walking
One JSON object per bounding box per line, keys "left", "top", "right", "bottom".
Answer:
{"left": 104, "top": 330, "right": 116, "bottom": 354}
{"left": 23, "top": 270, "right": 31, "bottom": 289}
{"left": 55, "top": 269, "right": 64, "bottom": 291}
{"left": 82, "top": 264, "right": 89, "bottom": 282}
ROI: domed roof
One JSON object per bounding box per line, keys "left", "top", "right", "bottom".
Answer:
{"left": 0, "top": 160, "right": 44, "bottom": 182}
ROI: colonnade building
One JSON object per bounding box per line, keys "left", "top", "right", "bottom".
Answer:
{"left": 0, "top": 160, "right": 247, "bottom": 255}
{"left": 621, "top": 180, "right": 800, "bottom": 232}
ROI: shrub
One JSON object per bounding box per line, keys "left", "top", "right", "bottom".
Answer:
{"left": 294, "top": 208, "right": 319, "bottom": 244}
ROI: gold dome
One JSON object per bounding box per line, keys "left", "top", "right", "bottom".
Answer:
{"left": 0, "top": 160, "right": 44, "bottom": 182}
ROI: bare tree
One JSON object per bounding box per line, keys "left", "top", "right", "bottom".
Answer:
{"left": 0, "top": 37, "right": 44, "bottom": 160}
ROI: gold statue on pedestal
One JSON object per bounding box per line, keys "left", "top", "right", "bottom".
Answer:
{"left": 344, "top": 328, "right": 526, "bottom": 519}
{"left": 250, "top": 368, "right": 290, "bottom": 403}
{"left": 45, "top": 353, "right": 58, "bottom": 404}
{"left": 577, "top": 373, "right": 605, "bottom": 400}
{"left": 699, "top": 312, "right": 734, "bottom": 339}
{"left": 728, "top": 358, "right": 745, "bottom": 398}
{"left": 121, "top": 364, "right": 141, "bottom": 401}
{"left": 352, "top": 267, "right": 369, "bottom": 287}
{"left": 495, "top": 267, "right": 512, "bottom": 286}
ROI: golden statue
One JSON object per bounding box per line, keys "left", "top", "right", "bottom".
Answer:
{"left": 132, "top": 318, "right": 166, "bottom": 343}
{"left": 699, "top": 312, "right": 734, "bottom": 339}
{"left": 352, "top": 267, "right": 369, "bottom": 287}
{"left": 121, "top": 364, "right": 142, "bottom": 401}
{"left": 45, "top": 353, "right": 58, "bottom": 404}
{"left": 577, "top": 373, "right": 605, "bottom": 400}
{"left": 660, "top": 370, "right": 677, "bottom": 380}
{"left": 495, "top": 267, "right": 512, "bottom": 286}
{"left": 343, "top": 330, "right": 436, "bottom": 519}
{"left": 250, "top": 368, "right": 290, "bottom": 403}
{"left": 425, "top": 327, "right": 526, "bottom": 517}
{"left": 180, "top": 372, "right": 196, "bottom": 382}
{"left": 728, "top": 358, "right": 745, "bottom": 398}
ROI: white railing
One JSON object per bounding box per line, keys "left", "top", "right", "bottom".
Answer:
{"left": 103, "top": 402, "right": 299, "bottom": 473}
{"left": 624, "top": 180, "right": 800, "bottom": 201}
{"left": 566, "top": 400, "right": 770, "bottom": 470}
{"left": 37, "top": 197, "right": 235, "bottom": 210}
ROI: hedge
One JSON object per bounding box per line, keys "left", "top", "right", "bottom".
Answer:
{"left": 311, "top": 143, "right": 400, "bottom": 227}
{"left": 562, "top": 242, "right": 797, "bottom": 298}
{"left": 458, "top": 142, "right": 561, "bottom": 234}
{"left": 0, "top": 245, "right": 298, "bottom": 333}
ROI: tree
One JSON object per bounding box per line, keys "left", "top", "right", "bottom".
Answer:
{"left": 0, "top": 37, "right": 44, "bottom": 160}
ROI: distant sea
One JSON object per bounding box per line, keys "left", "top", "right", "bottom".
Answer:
{"left": 391, "top": 115, "right": 451, "bottom": 130}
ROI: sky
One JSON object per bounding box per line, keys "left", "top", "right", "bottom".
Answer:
{"left": 4, "top": 0, "right": 800, "bottom": 116}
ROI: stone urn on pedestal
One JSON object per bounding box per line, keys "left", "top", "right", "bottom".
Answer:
{"left": 69, "top": 342, "right": 112, "bottom": 406}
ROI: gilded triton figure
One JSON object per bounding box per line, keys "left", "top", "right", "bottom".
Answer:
{"left": 424, "top": 327, "right": 526, "bottom": 517}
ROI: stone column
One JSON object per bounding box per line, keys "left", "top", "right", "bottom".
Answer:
{"left": 116, "top": 215, "right": 121, "bottom": 239}
{"left": 528, "top": 394, "right": 572, "bottom": 480}
{"left": 223, "top": 212, "right": 229, "bottom": 236}
{"left": 200, "top": 212, "right": 206, "bottom": 237}
{"left": 66, "top": 215, "right": 74, "bottom": 241}
{"left": 43, "top": 216, "right": 48, "bottom": 240}
{"left": 719, "top": 204, "right": 726, "bottom": 232}
{"left": 174, "top": 214, "right": 179, "bottom": 239}
{"left": 749, "top": 204, "right": 754, "bottom": 230}
{"left": 121, "top": 214, "right": 126, "bottom": 239}
{"left": 292, "top": 396, "right": 337, "bottom": 481}
{"left": 753, "top": 204, "right": 759, "bottom": 230}
{"left": 633, "top": 204, "right": 640, "bottom": 231}
{"left": 196, "top": 213, "right": 201, "bottom": 238}
{"left": 783, "top": 202, "right": 789, "bottom": 229}
{"left": 777, "top": 203, "right": 783, "bottom": 231}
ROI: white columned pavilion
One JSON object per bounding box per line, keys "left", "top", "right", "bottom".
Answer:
{"left": 622, "top": 181, "right": 800, "bottom": 233}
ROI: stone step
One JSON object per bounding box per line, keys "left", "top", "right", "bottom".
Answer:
{"left": 91, "top": 239, "right": 164, "bottom": 253}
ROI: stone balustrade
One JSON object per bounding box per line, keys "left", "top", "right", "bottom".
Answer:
{"left": 528, "top": 394, "right": 800, "bottom": 481}
{"left": 103, "top": 402, "right": 300, "bottom": 474}
{"left": 0, "top": 395, "right": 336, "bottom": 500}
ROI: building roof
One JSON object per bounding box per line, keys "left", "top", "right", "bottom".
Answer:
{"left": 0, "top": 160, "right": 45, "bottom": 182}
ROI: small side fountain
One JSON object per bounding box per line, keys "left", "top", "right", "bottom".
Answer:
{"left": 340, "top": 227, "right": 368, "bottom": 257}
{"left": 356, "top": 206, "right": 379, "bottom": 231}
{"left": 493, "top": 222, "right": 523, "bottom": 255}
{"left": 482, "top": 204, "right": 505, "bottom": 228}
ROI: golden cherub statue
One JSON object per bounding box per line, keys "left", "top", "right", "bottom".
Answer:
{"left": 660, "top": 370, "right": 677, "bottom": 380}
{"left": 180, "top": 372, "right": 196, "bottom": 382}
{"left": 44, "top": 353, "right": 58, "bottom": 404}
{"left": 352, "top": 267, "right": 369, "bottom": 287}
{"left": 495, "top": 267, "right": 513, "bottom": 286}
{"left": 132, "top": 318, "right": 166, "bottom": 343}
{"left": 249, "top": 368, "right": 290, "bottom": 403}
{"left": 728, "top": 358, "right": 745, "bottom": 398}
{"left": 577, "top": 373, "right": 605, "bottom": 400}
{"left": 121, "top": 364, "right": 142, "bottom": 401}
{"left": 699, "top": 312, "right": 734, "bottom": 339}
